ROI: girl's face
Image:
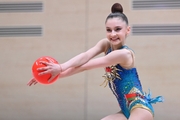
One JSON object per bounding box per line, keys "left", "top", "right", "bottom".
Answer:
{"left": 105, "top": 18, "right": 130, "bottom": 48}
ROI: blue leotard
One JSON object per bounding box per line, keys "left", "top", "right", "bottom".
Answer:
{"left": 102, "top": 45, "right": 163, "bottom": 119}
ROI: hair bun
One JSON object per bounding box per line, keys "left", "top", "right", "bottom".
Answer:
{"left": 111, "top": 3, "right": 123, "bottom": 13}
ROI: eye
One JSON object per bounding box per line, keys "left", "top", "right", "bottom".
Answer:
{"left": 106, "top": 28, "right": 112, "bottom": 33}
{"left": 115, "top": 27, "right": 121, "bottom": 32}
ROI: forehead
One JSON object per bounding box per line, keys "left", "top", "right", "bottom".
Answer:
{"left": 106, "top": 18, "right": 126, "bottom": 27}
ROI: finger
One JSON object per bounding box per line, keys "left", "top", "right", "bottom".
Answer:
{"left": 27, "top": 81, "right": 32, "bottom": 86}
{"left": 27, "top": 79, "right": 34, "bottom": 86}
{"left": 29, "top": 82, "right": 34, "bottom": 86}
{"left": 39, "top": 61, "right": 51, "bottom": 66}
{"left": 34, "top": 81, "right": 38, "bottom": 85}
{"left": 48, "top": 77, "right": 54, "bottom": 83}
{"left": 45, "top": 57, "right": 54, "bottom": 63}
{"left": 27, "top": 78, "right": 38, "bottom": 86}
{"left": 48, "top": 73, "right": 60, "bottom": 83}
{"left": 48, "top": 74, "right": 57, "bottom": 83}
{"left": 38, "top": 70, "right": 51, "bottom": 76}
{"left": 27, "top": 81, "right": 34, "bottom": 86}
{"left": 37, "top": 66, "right": 49, "bottom": 71}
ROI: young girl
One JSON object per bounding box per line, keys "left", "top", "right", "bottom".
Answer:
{"left": 28, "top": 3, "right": 163, "bottom": 120}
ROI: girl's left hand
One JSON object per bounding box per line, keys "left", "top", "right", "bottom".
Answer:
{"left": 38, "top": 57, "right": 62, "bottom": 83}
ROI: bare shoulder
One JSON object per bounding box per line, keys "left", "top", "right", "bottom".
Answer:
{"left": 83, "top": 38, "right": 110, "bottom": 59}
{"left": 97, "top": 38, "right": 110, "bottom": 53}
{"left": 98, "top": 38, "right": 109, "bottom": 46}
{"left": 116, "top": 48, "right": 135, "bottom": 69}
{"left": 91, "top": 38, "right": 109, "bottom": 53}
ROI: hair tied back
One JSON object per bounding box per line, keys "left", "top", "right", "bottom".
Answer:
{"left": 111, "top": 3, "right": 123, "bottom": 13}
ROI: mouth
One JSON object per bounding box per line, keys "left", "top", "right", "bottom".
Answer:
{"left": 110, "top": 38, "right": 119, "bottom": 42}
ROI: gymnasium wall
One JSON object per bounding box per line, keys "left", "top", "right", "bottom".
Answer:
{"left": 0, "top": 0, "right": 179, "bottom": 120}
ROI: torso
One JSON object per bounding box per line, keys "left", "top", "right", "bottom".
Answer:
{"left": 103, "top": 45, "right": 144, "bottom": 118}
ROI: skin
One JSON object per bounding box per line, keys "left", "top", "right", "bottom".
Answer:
{"left": 27, "top": 17, "right": 153, "bottom": 120}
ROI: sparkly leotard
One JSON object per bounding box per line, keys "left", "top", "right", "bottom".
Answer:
{"left": 102, "top": 45, "right": 163, "bottom": 119}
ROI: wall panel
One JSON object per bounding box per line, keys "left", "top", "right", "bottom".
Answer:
{"left": 0, "top": 0, "right": 86, "bottom": 120}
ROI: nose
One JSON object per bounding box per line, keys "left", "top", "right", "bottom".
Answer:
{"left": 111, "top": 30, "right": 116, "bottom": 36}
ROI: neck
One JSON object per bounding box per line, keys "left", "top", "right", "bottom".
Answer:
{"left": 111, "top": 43, "right": 125, "bottom": 50}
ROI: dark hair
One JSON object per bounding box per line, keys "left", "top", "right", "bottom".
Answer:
{"left": 105, "top": 3, "right": 128, "bottom": 25}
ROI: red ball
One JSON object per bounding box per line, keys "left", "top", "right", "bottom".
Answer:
{"left": 32, "top": 56, "right": 60, "bottom": 85}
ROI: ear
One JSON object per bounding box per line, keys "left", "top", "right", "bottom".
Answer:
{"left": 126, "top": 26, "right": 131, "bottom": 35}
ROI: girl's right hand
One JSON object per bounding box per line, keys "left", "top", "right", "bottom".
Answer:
{"left": 27, "top": 78, "right": 38, "bottom": 86}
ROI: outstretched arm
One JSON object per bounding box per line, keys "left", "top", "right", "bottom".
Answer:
{"left": 59, "top": 48, "right": 133, "bottom": 78}
{"left": 38, "top": 39, "right": 108, "bottom": 78}
{"left": 27, "top": 46, "right": 132, "bottom": 86}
